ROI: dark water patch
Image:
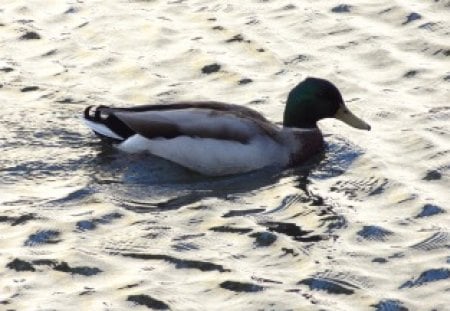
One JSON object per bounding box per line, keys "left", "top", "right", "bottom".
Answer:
{"left": 220, "top": 281, "right": 264, "bottom": 293}
{"left": 388, "top": 252, "right": 405, "bottom": 260}
{"left": 284, "top": 54, "right": 310, "bottom": 65}
{"left": 402, "top": 12, "right": 422, "bottom": 25}
{"left": 120, "top": 193, "right": 203, "bottom": 213}
{"left": 20, "top": 86, "right": 39, "bottom": 92}
{"left": 225, "top": 34, "right": 250, "bottom": 43}
{"left": 210, "top": 226, "right": 252, "bottom": 234}
{"left": 262, "top": 222, "right": 323, "bottom": 242}
{"left": 201, "top": 63, "right": 221, "bottom": 74}
{"left": 422, "top": 169, "right": 442, "bottom": 180}
{"left": 127, "top": 295, "right": 170, "bottom": 310}
{"left": 298, "top": 277, "right": 357, "bottom": 295}
{"left": 251, "top": 276, "right": 283, "bottom": 284}
{"left": 331, "top": 4, "right": 352, "bottom": 13}
{"left": 282, "top": 4, "right": 296, "bottom": 10}
{"left": 42, "top": 49, "right": 57, "bottom": 57}
{"left": 281, "top": 247, "right": 299, "bottom": 257}
{"left": 371, "top": 299, "right": 409, "bottom": 311}
{"left": 24, "top": 230, "right": 61, "bottom": 246}
{"left": 152, "top": 195, "right": 202, "bottom": 210}
{"left": 357, "top": 226, "right": 393, "bottom": 241}
{"left": 173, "top": 233, "right": 205, "bottom": 241}
{"left": 419, "top": 22, "right": 437, "bottom": 30}
{"left": 6, "top": 258, "right": 100, "bottom": 276}
{"left": 324, "top": 215, "right": 348, "bottom": 232}
{"left": 119, "top": 253, "right": 230, "bottom": 272}
{"left": 32, "top": 259, "right": 58, "bottom": 266}
{"left": 99, "top": 212, "right": 123, "bottom": 222}
{"left": 400, "top": 268, "right": 450, "bottom": 288}
{"left": 410, "top": 232, "right": 450, "bottom": 251}
{"left": 0, "top": 67, "right": 14, "bottom": 72}
{"left": 16, "top": 19, "right": 34, "bottom": 24}
{"left": 415, "top": 204, "right": 445, "bottom": 218}
{"left": 118, "top": 282, "right": 141, "bottom": 290}
{"left": 248, "top": 98, "right": 266, "bottom": 105}
{"left": 330, "top": 177, "right": 388, "bottom": 199}
{"left": 171, "top": 242, "right": 198, "bottom": 251}
{"left": 49, "top": 188, "right": 93, "bottom": 205}
{"left": 64, "top": 7, "right": 79, "bottom": 14}
{"left": 76, "top": 21, "right": 89, "bottom": 29}
{"left": 264, "top": 193, "right": 309, "bottom": 214}
{"left": 19, "top": 31, "right": 41, "bottom": 40}
{"left": 55, "top": 97, "right": 82, "bottom": 104}
{"left": 0, "top": 213, "right": 38, "bottom": 226}
{"left": 238, "top": 78, "right": 253, "bottom": 85}
{"left": 312, "top": 137, "right": 362, "bottom": 179}
{"left": 6, "top": 258, "right": 36, "bottom": 272}
{"left": 328, "top": 28, "right": 353, "bottom": 36}
{"left": 249, "top": 231, "right": 277, "bottom": 247}
{"left": 372, "top": 257, "right": 388, "bottom": 264}
{"left": 403, "top": 70, "right": 418, "bottom": 78}
{"left": 79, "top": 287, "right": 95, "bottom": 296}
{"left": 104, "top": 160, "right": 283, "bottom": 205}
{"left": 222, "top": 208, "right": 265, "bottom": 218}
{"left": 53, "top": 262, "right": 102, "bottom": 276}
{"left": 378, "top": 7, "right": 394, "bottom": 15}
{"left": 76, "top": 220, "right": 97, "bottom": 231}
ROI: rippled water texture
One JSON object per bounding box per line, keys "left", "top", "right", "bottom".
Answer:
{"left": 1, "top": 1, "right": 449, "bottom": 310}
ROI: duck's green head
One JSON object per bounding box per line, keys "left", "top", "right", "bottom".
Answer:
{"left": 283, "top": 77, "right": 371, "bottom": 130}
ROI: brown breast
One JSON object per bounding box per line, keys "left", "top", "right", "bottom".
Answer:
{"left": 289, "top": 129, "right": 324, "bottom": 165}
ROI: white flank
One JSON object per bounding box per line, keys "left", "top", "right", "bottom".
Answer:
{"left": 117, "top": 134, "right": 289, "bottom": 176}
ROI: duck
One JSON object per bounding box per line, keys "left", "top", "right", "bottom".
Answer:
{"left": 83, "top": 77, "right": 370, "bottom": 176}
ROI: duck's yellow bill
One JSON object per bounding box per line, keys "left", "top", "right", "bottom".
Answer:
{"left": 334, "top": 105, "right": 371, "bottom": 131}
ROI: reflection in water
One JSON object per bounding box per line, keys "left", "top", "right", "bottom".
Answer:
{"left": 1, "top": 121, "right": 371, "bottom": 310}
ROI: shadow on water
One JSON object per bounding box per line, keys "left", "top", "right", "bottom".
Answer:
{"left": 80, "top": 134, "right": 361, "bottom": 214}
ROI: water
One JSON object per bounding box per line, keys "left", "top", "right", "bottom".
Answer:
{"left": 1, "top": 1, "right": 449, "bottom": 310}
{"left": 0, "top": 99, "right": 362, "bottom": 309}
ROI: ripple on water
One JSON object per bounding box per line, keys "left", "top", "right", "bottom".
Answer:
{"left": 220, "top": 281, "right": 265, "bottom": 293}
{"left": 371, "top": 299, "right": 409, "bottom": 311}
{"left": 415, "top": 204, "right": 445, "bottom": 218}
{"left": 118, "top": 253, "right": 231, "bottom": 272}
{"left": 76, "top": 212, "right": 123, "bottom": 232}
{"left": 262, "top": 221, "right": 323, "bottom": 242}
{"left": 312, "top": 135, "right": 363, "bottom": 179}
{"left": 24, "top": 230, "right": 61, "bottom": 246}
{"left": 0, "top": 213, "right": 38, "bottom": 226}
{"left": 410, "top": 232, "right": 450, "bottom": 251}
{"left": 297, "top": 277, "right": 358, "bottom": 295}
{"left": 399, "top": 268, "right": 450, "bottom": 288}
{"left": 249, "top": 231, "right": 278, "bottom": 247}
{"left": 357, "top": 225, "right": 393, "bottom": 242}
{"left": 6, "top": 258, "right": 102, "bottom": 276}
{"left": 127, "top": 294, "right": 170, "bottom": 310}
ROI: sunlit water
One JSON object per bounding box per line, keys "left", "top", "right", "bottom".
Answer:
{"left": 1, "top": 1, "right": 449, "bottom": 310}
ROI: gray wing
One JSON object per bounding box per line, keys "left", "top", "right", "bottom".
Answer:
{"left": 85, "top": 102, "right": 280, "bottom": 143}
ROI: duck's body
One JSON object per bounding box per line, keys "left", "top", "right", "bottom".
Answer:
{"left": 83, "top": 78, "right": 370, "bottom": 176}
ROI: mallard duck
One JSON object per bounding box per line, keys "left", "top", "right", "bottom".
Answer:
{"left": 83, "top": 77, "right": 370, "bottom": 176}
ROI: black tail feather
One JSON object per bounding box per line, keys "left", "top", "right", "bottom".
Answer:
{"left": 83, "top": 105, "right": 136, "bottom": 142}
